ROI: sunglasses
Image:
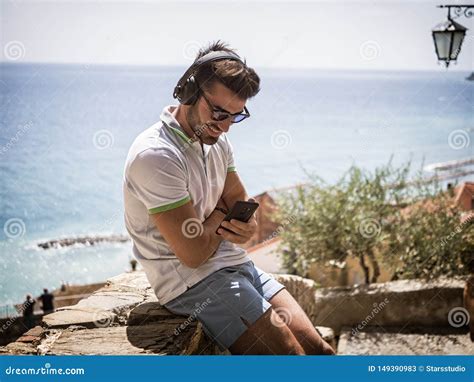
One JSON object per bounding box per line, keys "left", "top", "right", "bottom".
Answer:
{"left": 201, "top": 92, "right": 250, "bottom": 123}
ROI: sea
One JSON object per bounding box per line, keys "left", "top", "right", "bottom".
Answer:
{"left": 0, "top": 63, "right": 472, "bottom": 312}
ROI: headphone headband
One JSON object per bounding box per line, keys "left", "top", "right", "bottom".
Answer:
{"left": 173, "top": 50, "right": 245, "bottom": 105}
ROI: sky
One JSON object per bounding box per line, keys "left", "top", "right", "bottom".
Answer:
{"left": 1, "top": 0, "right": 473, "bottom": 71}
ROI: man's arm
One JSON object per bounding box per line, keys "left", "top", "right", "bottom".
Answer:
{"left": 150, "top": 200, "right": 227, "bottom": 269}
{"left": 221, "top": 171, "right": 248, "bottom": 211}
{"left": 217, "top": 171, "right": 257, "bottom": 245}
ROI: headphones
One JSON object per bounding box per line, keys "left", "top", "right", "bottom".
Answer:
{"left": 173, "top": 50, "right": 245, "bottom": 106}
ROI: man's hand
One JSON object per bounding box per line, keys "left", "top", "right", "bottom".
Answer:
{"left": 217, "top": 216, "right": 257, "bottom": 244}
{"left": 216, "top": 198, "right": 258, "bottom": 245}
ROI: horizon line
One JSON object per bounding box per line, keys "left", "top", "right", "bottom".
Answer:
{"left": 1, "top": 60, "right": 472, "bottom": 73}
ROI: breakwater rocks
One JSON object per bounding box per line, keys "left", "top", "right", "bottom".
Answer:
{"left": 37, "top": 235, "right": 130, "bottom": 250}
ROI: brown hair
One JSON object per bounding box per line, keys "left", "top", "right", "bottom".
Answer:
{"left": 194, "top": 41, "right": 260, "bottom": 100}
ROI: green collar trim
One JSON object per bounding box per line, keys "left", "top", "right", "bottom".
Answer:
{"left": 169, "top": 126, "right": 193, "bottom": 145}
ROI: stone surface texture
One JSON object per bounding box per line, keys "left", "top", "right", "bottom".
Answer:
{"left": 1, "top": 271, "right": 471, "bottom": 355}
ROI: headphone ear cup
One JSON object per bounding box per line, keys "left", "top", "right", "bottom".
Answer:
{"left": 180, "top": 75, "right": 200, "bottom": 105}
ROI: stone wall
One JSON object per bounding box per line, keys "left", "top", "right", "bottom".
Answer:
{"left": 1, "top": 271, "right": 470, "bottom": 355}
{"left": 1, "top": 272, "right": 226, "bottom": 355}
{"left": 310, "top": 277, "right": 467, "bottom": 334}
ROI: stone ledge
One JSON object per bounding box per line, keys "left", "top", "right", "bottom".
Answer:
{"left": 46, "top": 321, "right": 196, "bottom": 355}
{"left": 42, "top": 307, "right": 118, "bottom": 329}
{"left": 30, "top": 270, "right": 227, "bottom": 355}
{"left": 337, "top": 326, "right": 473, "bottom": 355}
{"left": 0, "top": 271, "right": 335, "bottom": 355}
{"left": 106, "top": 272, "right": 151, "bottom": 292}
{"left": 2, "top": 270, "right": 468, "bottom": 355}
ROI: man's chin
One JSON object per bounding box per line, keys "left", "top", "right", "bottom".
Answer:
{"left": 191, "top": 123, "right": 221, "bottom": 145}
{"left": 201, "top": 135, "right": 219, "bottom": 145}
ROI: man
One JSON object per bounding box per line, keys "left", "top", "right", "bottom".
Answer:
{"left": 38, "top": 288, "right": 55, "bottom": 314}
{"left": 123, "top": 41, "right": 334, "bottom": 355}
{"left": 22, "top": 294, "right": 36, "bottom": 329}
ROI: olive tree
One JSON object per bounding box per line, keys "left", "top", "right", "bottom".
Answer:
{"left": 272, "top": 159, "right": 473, "bottom": 283}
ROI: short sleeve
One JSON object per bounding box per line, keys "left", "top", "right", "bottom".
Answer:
{"left": 225, "top": 135, "right": 237, "bottom": 173}
{"left": 126, "top": 149, "right": 190, "bottom": 214}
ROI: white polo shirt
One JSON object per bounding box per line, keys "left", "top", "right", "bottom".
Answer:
{"left": 123, "top": 105, "right": 251, "bottom": 305}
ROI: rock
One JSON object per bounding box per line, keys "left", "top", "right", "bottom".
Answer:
{"left": 47, "top": 279, "right": 147, "bottom": 329}
{"left": 37, "top": 330, "right": 62, "bottom": 355}
{"left": 75, "top": 290, "right": 145, "bottom": 313}
{"left": 337, "top": 326, "right": 474, "bottom": 355}
{"left": 45, "top": 320, "right": 223, "bottom": 355}
{"left": 47, "top": 324, "right": 176, "bottom": 355}
{"left": 144, "top": 288, "right": 159, "bottom": 303}
{"left": 6, "top": 270, "right": 469, "bottom": 355}
{"left": 463, "top": 275, "right": 474, "bottom": 341}
{"left": 127, "top": 302, "right": 176, "bottom": 326}
{"left": 3, "top": 341, "right": 37, "bottom": 355}
{"left": 315, "top": 326, "right": 336, "bottom": 351}
{"left": 30, "top": 270, "right": 229, "bottom": 355}
{"left": 42, "top": 307, "right": 117, "bottom": 329}
{"left": 106, "top": 271, "right": 150, "bottom": 292}
{"left": 312, "top": 277, "right": 466, "bottom": 334}
{"left": 0, "top": 346, "right": 10, "bottom": 354}
{"left": 16, "top": 325, "right": 45, "bottom": 344}
{"left": 37, "top": 234, "right": 129, "bottom": 250}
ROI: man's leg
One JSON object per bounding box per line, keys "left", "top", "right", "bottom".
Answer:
{"left": 228, "top": 306, "right": 305, "bottom": 355}
{"left": 268, "top": 288, "right": 335, "bottom": 355}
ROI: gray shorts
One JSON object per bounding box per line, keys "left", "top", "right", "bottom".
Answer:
{"left": 164, "top": 260, "right": 286, "bottom": 351}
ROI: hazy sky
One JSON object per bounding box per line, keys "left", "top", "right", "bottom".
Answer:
{"left": 1, "top": 0, "right": 473, "bottom": 70}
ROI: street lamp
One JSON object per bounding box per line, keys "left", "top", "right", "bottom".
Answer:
{"left": 432, "top": 5, "right": 473, "bottom": 67}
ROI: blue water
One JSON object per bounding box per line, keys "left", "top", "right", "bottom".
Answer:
{"left": 0, "top": 63, "right": 473, "bottom": 307}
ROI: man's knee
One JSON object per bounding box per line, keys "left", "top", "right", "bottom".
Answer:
{"left": 229, "top": 308, "right": 305, "bottom": 355}
{"left": 297, "top": 331, "right": 336, "bottom": 355}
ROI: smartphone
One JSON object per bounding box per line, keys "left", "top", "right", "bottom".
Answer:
{"left": 216, "top": 200, "right": 259, "bottom": 234}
